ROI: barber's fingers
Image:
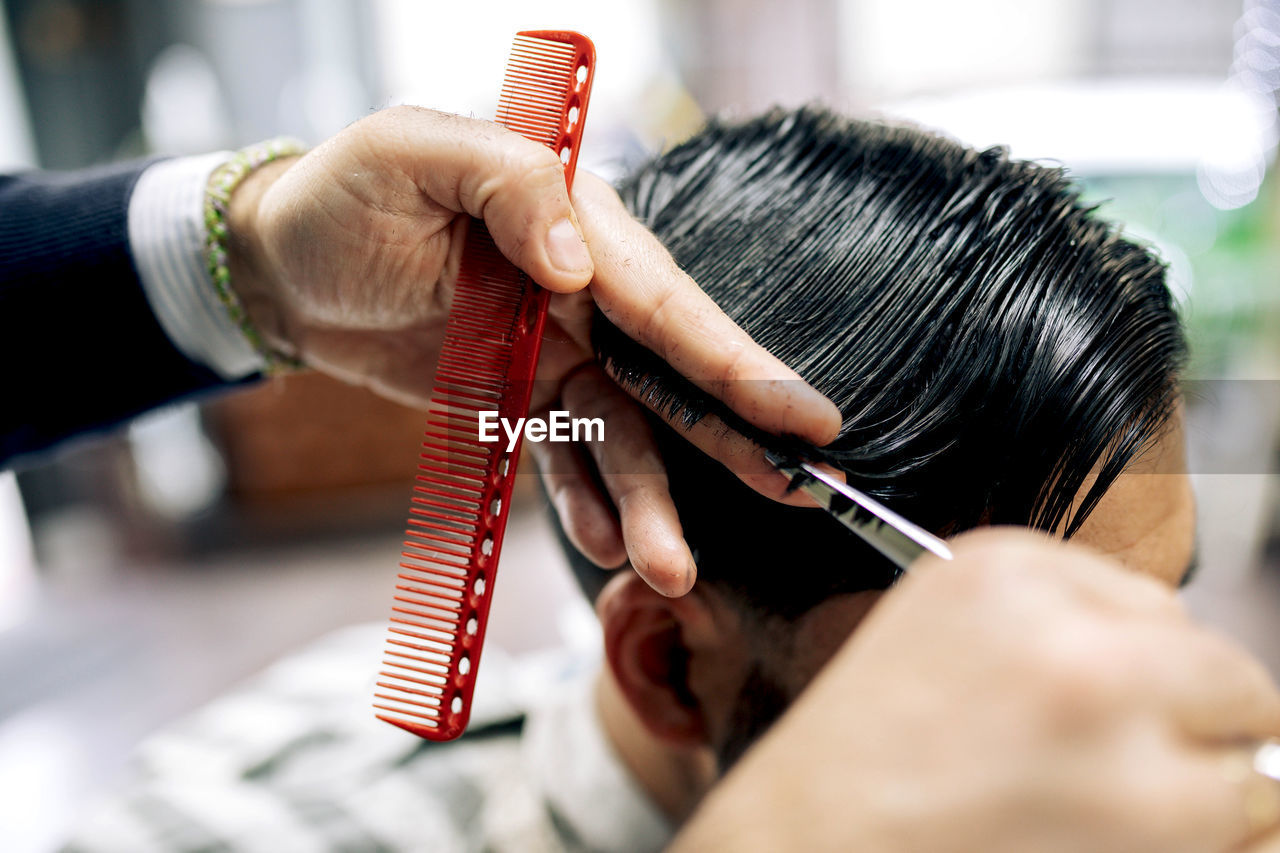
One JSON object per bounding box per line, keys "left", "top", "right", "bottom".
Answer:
{"left": 528, "top": 433, "right": 627, "bottom": 571}
{"left": 357, "top": 107, "right": 593, "bottom": 294}
{"left": 1203, "top": 742, "right": 1280, "bottom": 850}
{"left": 650, "top": 410, "right": 834, "bottom": 508}
{"left": 570, "top": 173, "right": 843, "bottom": 449}
{"left": 944, "top": 530, "right": 1280, "bottom": 741}
{"left": 561, "top": 367, "right": 697, "bottom": 597}
{"left": 1156, "top": 744, "right": 1280, "bottom": 851}
{"left": 544, "top": 279, "right": 827, "bottom": 511}
{"left": 1151, "top": 626, "right": 1280, "bottom": 743}
{"left": 938, "top": 530, "right": 1280, "bottom": 742}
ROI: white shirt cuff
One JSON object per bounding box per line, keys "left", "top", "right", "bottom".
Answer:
{"left": 128, "top": 153, "right": 267, "bottom": 380}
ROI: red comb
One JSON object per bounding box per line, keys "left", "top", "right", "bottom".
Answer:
{"left": 374, "top": 31, "right": 596, "bottom": 742}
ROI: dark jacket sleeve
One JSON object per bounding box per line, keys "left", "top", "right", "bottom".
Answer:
{"left": 0, "top": 161, "right": 251, "bottom": 468}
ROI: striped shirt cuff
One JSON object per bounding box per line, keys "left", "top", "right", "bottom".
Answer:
{"left": 128, "top": 153, "right": 266, "bottom": 380}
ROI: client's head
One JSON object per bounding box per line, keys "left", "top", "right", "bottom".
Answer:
{"left": 559, "top": 107, "right": 1192, "bottom": 779}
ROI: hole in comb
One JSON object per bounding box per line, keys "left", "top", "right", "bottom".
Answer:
{"left": 489, "top": 497, "right": 502, "bottom": 517}
{"left": 451, "top": 696, "right": 463, "bottom": 714}
{"left": 459, "top": 656, "right": 471, "bottom": 675}
{"left": 480, "top": 535, "right": 494, "bottom": 557}
{"left": 466, "top": 617, "right": 478, "bottom": 636}
{"left": 559, "top": 146, "right": 570, "bottom": 165}
{"left": 499, "top": 458, "right": 510, "bottom": 478}
{"left": 567, "top": 106, "right": 579, "bottom": 127}
{"left": 474, "top": 576, "right": 486, "bottom": 596}
{"left": 575, "top": 64, "right": 587, "bottom": 89}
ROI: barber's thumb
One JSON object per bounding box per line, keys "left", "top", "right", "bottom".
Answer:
{"left": 487, "top": 209, "right": 592, "bottom": 294}
{"left": 479, "top": 154, "right": 593, "bottom": 294}
{"left": 542, "top": 217, "right": 593, "bottom": 287}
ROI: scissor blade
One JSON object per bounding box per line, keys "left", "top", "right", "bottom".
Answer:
{"left": 767, "top": 453, "right": 953, "bottom": 570}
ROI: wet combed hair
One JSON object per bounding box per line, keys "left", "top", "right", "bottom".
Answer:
{"left": 560, "top": 106, "right": 1186, "bottom": 621}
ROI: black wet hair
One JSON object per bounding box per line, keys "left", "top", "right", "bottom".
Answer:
{"left": 560, "top": 106, "right": 1186, "bottom": 621}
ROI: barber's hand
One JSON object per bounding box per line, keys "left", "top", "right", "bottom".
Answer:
{"left": 674, "top": 530, "right": 1280, "bottom": 853}
{"left": 224, "top": 106, "right": 842, "bottom": 595}
{"left": 529, "top": 173, "right": 851, "bottom": 595}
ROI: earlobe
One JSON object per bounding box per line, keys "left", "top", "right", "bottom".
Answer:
{"left": 597, "top": 572, "right": 718, "bottom": 746}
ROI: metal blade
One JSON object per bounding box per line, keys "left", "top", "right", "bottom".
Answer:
{"left": 767, "top": 452, "right": 953, "bottom": 570}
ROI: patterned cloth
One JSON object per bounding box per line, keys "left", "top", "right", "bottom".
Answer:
{"left": 63, "top": 626, "right": 671, "bottom": 853}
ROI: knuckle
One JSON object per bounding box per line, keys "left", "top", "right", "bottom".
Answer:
{"left": 1193, "top": 628, "right": 1254, "bottom": 669}
{"left": 612, "top": 479, "right": 644, "bottom": 516}
{"left": 1042, "top": 663, "right": 1109, "bottom": 721}
{"left": 612, "top": 476, "right": 664, "bottom": 522}
{"left": 378, "top": 103, "right": 420, "bottom": 123}
{"left": 497, "top": 145, "right": 567, "bottom": 204}
{"left": 718, "top": 341, "right": 750, "bottom": 395}
{"left": 638, "top": 286, "right": 680, "bottom": 359}
{"left": 1179, "top": 625, "right": 1265, "bottom": 685}
{"left": 519, "top": 147, "right": 568, "bottom": 185}
{"left": 1206, "top": 641, "right": 1280, "bottom": 706}
{"left": 367, "top": 104, "right": 446, "bottom": 141}
{"left": 458, "top": 135, "right": 556, "bottom": 217}
{"left": 1032, "top": 633, "right": 1124, "bottom": 724}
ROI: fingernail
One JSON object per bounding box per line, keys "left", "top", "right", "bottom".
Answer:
{"left": 546, "top": 218, "right": 591, "bottom": 273}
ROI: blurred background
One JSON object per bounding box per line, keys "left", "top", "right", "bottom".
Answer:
{"left": 1, "top": 0, "right": 1278, "bottom": 850}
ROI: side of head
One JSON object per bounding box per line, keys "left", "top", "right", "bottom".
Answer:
{"left": 559, "top": 107, "right": 1190, "bottom": 771}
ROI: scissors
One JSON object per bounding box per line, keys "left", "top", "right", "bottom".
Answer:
{"left": 766, "top": 451, "right": 953, "bottom": 571}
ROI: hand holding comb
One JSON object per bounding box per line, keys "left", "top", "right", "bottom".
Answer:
{"left": 375, "top": 31, "right": 596, "bottom": 742}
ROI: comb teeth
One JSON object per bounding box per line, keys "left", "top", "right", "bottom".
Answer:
{"left": 377, "top": 30, "right": 595, "bottom": 743}
{"left": 498, "top": 32, "right": 593, "bottom": 175}
{"left": 375, "top": 236, "right": 516, "bottom": 741}
{"left": 497, "top": 36, "right": 578, "bottom": 148}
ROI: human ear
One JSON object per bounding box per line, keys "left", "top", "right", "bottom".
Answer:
{"left": 597, "top": 571, "right": 736, "bottom": 746}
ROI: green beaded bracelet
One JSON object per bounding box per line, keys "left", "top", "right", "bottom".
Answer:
{"left": 204, "top": 137, "right": 308, "bottom": 375}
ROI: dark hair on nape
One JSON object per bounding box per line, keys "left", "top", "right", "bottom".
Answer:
{"left": 560, "top": 106, "right": 1186, "bottom": 621}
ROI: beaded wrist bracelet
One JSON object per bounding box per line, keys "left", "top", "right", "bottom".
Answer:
{"left": 204, "top": 137, "right": 308, "bottom": 375}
